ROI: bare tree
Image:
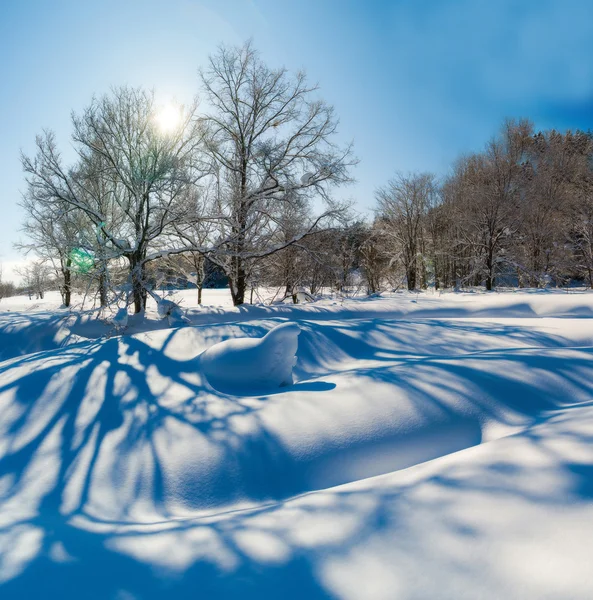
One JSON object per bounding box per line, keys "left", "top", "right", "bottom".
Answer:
{"left": 0, "top": 263, "right": 17, "bottom": 301}
{"left": 515, "top": 130, "right": 584, "bottom": 286}
{"left": 258, "top": 191, "right": 314, "bottom": 302}
{"left": 196, "top": 41, "right": 355, "bottom": 305}
{"left": 566, "top": 133, "right": 593, "bottom": 286}
{"left": 375, "top": 172, "right": 436, "bottom": 290}
{"left": 22, "top": 87, "right": 204, "bottom": 313}
{"left": 359, "top": 223, "right": 391, "bottom": 295}
{"left": 17, "top": 187, "right": 91, "bottom": 306}
{"left": 0, "top": 279, "right": 15, "bottom": 302}
{"left": 439, "top": 120, "right": 532, "bottom": 290}
{"left": 17, "top": 261, "right": 51, "bottom": 299}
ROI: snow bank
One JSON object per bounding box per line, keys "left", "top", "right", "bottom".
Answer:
{"left": 200, "top": 321, "right": 300, "bottom": 393}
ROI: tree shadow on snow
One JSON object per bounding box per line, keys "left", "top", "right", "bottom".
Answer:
{"left": 1, "top": 319, "right": 593, "bottom": 598}
{"left": 0, "top": 329, "right": 340, "bottom": 599}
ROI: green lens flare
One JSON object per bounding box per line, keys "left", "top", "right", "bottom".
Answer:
{"left": 70, "top": 248, "right": 95, "bottom": 273}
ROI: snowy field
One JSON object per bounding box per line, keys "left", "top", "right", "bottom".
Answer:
{"left": 1, "top": 288, "right": 593, "bottom": 599}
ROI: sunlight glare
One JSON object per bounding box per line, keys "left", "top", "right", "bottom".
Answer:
{"left": 155, "top": 103, "right": 182, "bottom": 133}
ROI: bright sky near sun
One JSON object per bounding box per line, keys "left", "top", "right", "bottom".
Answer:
{"left": 1, "top": 0, "right": 592, "bottom": 280}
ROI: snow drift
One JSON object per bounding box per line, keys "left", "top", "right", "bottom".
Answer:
{"left": 2, "top": 315, "right": 592, "bottom": 522}
{"left": 200, "top": 321, "right": 300, "bottom": 393}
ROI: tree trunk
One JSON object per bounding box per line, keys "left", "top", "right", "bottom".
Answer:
{"left": 434, "top": 260, "right": 440, "bottom": 290}
{"left": 230, "top": 275, "right": 247, "bottom": 306}
{"left": 99, "top": 269, "right": 108, "bottom": 307}
{"left": 230, "top": 261, "right": 247, "bottom": 306}
{"left": 485, "top": 248, "right": 494, "bottom": 291}
{"left": 129, "top": 254, "right": 147, "bottom": 314}
{"left": 193, "top": 253, "right": 205, "bottom": 305}
{"left": 62, "top": 256, "right": 72, "bottom": 307}
{"left": 230, "top": 164, "right": 249, "bottom": 308}
{"left": 63, "top": 272, "right": 71, "bottom": 307}
{"left": 234, "top": 275, "right": 246, "bottom": 305}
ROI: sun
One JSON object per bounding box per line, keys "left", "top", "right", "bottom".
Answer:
{"left": 155, "top": 103, "right": 182, "bottom": 133}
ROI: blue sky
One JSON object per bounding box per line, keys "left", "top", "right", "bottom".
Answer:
{"left": 1, "top": 0, "right": 592, "bottom": 276}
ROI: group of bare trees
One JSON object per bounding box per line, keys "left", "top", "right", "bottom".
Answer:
{"left": 18, "top": 44, "right": 593, "bottom": 306}
{"left": 251, "top": 119, "right": 593, "bottom": 298}
{"left": 0, "top": 261, "right": 47, "bottom": 302}
{"left": 0, "top": 264, "right": 16, "bottom": 302}
{"left": 19, "top": 41, "right": 354, "bottom": 310}
{"left": 365, "top": 120, "right": 593, "bottom": 292}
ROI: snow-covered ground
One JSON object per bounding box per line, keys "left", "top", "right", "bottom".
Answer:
{"left": 1, "top": 288, "right": 593, "bottom": 599}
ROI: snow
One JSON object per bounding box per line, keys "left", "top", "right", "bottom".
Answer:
{"left": 201, "top": 321, "right": 300, "bottom": 393}
{"left": 0, "top": 288, "right": 593, "bottom": 598}
{"left": 111, "top": 307, "right": 128, "bottom": 330}
{"left": 301, "top": 172, "right": 315, "bottom": 185}
{"left": 156, "top": 297, "right": 179, "bottom": 319}
{"left": 156, "top": 297, "right": 190, "bottom": 326}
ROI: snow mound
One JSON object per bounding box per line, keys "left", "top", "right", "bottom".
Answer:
{"left": 157, "top": 298, "right": 178, "bottom": 319}
{"left": 157, "top": 298, "right": 189, "bottom": 326}
{"left": 111, "top": 307, "right": 128, "bottom": 330}
{"left": 200, "top": 321, "right": 300, "bottom": 393}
